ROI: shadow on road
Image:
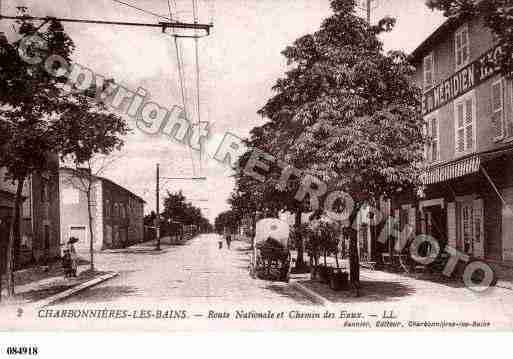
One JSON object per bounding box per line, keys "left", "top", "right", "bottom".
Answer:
{"left": 264, "top": 283, "right": 318, "bottom": 305}
{"left": 18, "top": 285, "right": 75, "bottom": 302}
{"left": 300, "top": 280, "right": 416, "bottom": 303}
{"left": 99, "top": 249, "right": 169, "bottom": 255}
{"left": 57, "top": 285, "right": 140, "bottom": 304}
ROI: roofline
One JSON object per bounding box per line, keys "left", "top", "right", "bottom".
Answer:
{"left": 409, "top": 17, "right": 461, "bottom": 64}
{"left": 59, "top": 167, "right": 146, "bottom": 204}
{"left": 409, "top": 0, "right": 488, "bottom": 63}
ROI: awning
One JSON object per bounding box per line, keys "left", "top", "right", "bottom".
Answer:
{"left": 422, "top": 155, "right": 480, "bottom": 185}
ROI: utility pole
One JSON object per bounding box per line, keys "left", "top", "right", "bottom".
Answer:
{"left": 156, "top": 163, "right": 161, "bottom": 251}
{"left": 367, "top": 0, "right": 371, "bottom": 23}
{"left": 154, "top": 163, "right": 207, "bottom": 250}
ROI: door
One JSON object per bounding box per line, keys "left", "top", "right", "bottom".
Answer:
{"left": 0, "top": 215, "right": 10, "bottom": 275}
{"left": 69, "top": 226, "right": 87, "bottom": 251}
{"left": 426, "top": 205, "right": 447, "bottom": 248}
{"left": 461, "top": 202, "right": 474, "bottom": 255}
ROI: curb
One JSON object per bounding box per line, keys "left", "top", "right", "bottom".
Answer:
{"left": 290, "top": 281, "right": 332, "bottom": 306}
{"left": 35, "top": 272, "right": 119, "bottom": 308}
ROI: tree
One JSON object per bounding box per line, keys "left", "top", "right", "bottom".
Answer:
{"left": 426, "top": 0, "right": 513, "bottom": 77}
{"left": 255, "top": 0, "right": 427, "bottom": 288}
{"left": 214, "top": 210, "right": 239, "bottom": 235}
{"left": 230, "top": 126, "right": 311, "bottom": 267}
{"left": 161, "top": 191, "right": 211, "bottom": 236}
{"left": 0, "top": 12, "right": 128, "bottom": 298}
{"left": 62, "top": 155, "right": 124, "bottom": 271}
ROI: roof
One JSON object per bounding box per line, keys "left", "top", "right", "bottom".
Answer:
{"left": 60, "top": 167, "right": 146, "bottom": 204}
{"left": 409, "top": 17, "right": 463, "bottom": 64}
{"left": 409, "top": 0, "right": 488, "bottom": 63}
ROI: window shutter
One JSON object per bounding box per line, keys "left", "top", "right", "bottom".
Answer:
{"left": 473, "top": 199, "right": 485, "bottom": 259}
{"left": 456, "top": 103, "right": 465, "bottom": 153}
{"left": 432, "top": 118, "right": 438, "bottom": 161}
{"left": 455, "top": 32, "right": 462, "bottom": 68}
{"left": 465, "top": 98, "right": 473, "bottom": 150}
{"left": 461, "top": 28, "right": 469, "bottom": 64}
{"left": 447, "top": 202, "right": 457, "bottom": 249}
{"left": 491, "top": 80, "right": 503, "bottom": 138}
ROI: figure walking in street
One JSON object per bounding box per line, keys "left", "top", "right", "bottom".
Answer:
{"left": 226, "top": 234, "right": 231, "bottom": 250}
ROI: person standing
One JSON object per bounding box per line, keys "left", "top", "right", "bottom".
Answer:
{"left": 67, "top": 237, "right": 78, "bottom": 277}
{"left": 226, "top": 234, "right": 231, "bottom": 250}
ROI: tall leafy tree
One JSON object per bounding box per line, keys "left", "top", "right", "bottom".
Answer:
{"left": 257, "top": 0, "right": 427, "bottom": 286}
{"left": 0, "top": 12, "right": 128, "bottom": 297}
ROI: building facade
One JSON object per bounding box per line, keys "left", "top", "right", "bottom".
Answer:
{"left": 0, "top": 154, "right": 61, "bottom": 270}
{"left": 387, "top": 15, "right": 513, "bottom": 272}
{"left": 59, "top": 168, "right": 145, "bottom": 252}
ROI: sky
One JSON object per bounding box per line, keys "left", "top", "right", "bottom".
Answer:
{"left": 0, "top": 0, "right": 445, "bottom": 223}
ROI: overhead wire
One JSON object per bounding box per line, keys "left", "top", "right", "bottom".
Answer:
{"left": 111, "top": 0, "right": 172, "bottom": 20}
{"left": 168, "top": 0, "right": 198, "bottom": 177}
{"left": 192, "top": 0, "right": 203, "bottom": 173}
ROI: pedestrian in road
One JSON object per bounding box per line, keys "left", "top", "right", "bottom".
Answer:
{"left": 226, "top": 234, "right": 231, "bottom": 250}
{"left": 218, "top": 237, "right": 223, "bottom": 249}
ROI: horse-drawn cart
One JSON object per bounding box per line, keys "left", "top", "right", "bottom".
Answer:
{"left": 249, "top": 218, "right": 291, "bottom": 282}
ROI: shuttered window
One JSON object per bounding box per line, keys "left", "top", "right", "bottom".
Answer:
{"left": 425, "top": 117, "right": 439, "bottom": 162}
{"left": 455, "top": 25, "right": 469, "bottom": 70}
{"left": 423, "top": 53, "right": 434, "bottom": 91}
{"left": 455, "top": 92, "right": 475, "bottom": 155}
{"left": 492, "top": 79, "right": 504, "bottom": 139}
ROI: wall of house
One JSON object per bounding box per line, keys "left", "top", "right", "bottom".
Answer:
{"left": 409, "top": 15, "right": 513, "bottom": 265}
{"left": 0, "top": 154, "right": 61, "bottom": 267}
{"left": 59, "top": 169, "right": 101, "bottom": 253}
{"left": 102, "top": 179, "right": 144, "bottom": 249}
{"left": 30, "top": 161, "right": 61, "bottom": 261}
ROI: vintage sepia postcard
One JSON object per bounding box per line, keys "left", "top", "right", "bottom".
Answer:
{"left": 1, "top": 0, "right": 513, "bottom": 338}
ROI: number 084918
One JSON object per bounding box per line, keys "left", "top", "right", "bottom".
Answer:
{"left": 6, "top": 347, "right": 38, "bottom": 356}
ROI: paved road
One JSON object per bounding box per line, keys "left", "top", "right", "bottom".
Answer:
{"left": 60, "top": 234, "right": 314, "bottom": 307}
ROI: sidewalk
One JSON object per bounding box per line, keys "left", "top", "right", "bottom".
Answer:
{"left": 0, "top": 259, "right": 115, "bottom": 308}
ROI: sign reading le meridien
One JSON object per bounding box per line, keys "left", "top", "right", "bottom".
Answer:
{"left": 422, "top": 43, "right": 512, "bottom": 116}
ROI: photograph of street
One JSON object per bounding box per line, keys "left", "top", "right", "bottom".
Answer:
{"left": 1, "top": 0, "right": 513, "bottom": 332}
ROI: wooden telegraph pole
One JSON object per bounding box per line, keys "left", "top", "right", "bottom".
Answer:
{"left": 156, "top": 163, "right": 161, "bottom": 251}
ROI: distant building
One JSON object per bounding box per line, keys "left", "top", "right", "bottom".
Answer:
{"left": 0, "top": 154, "right": 61, "bottom": 269}
{"left": 382, "top": 14, "right": 513, "bottom": 272}
{"left": 59, "top": 168, "right": 145, "bottom": 252}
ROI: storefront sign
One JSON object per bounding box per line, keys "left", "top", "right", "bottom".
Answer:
{"left": 422, "top": 44, "right": 508, "bottom": 116}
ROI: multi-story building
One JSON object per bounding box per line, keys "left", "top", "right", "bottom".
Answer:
{"left": 59, "top": 168, "right": 145, "bottom": 252}
{"left": 0, "top": 154, "right": 61, "bottom": 270}
{"left": 389, "top": 14, "right": 513, "bottom": 273}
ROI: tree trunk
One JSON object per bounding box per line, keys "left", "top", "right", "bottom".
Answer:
{"left": 86, "top": 188, "right": 94, "bottom": 271}
{"left": 348, "top": 228, "right": 360, "bottom": 284}
{"left": 294, "top": 209, "right": 305, "bottom": 269}
{"left": 6, "top": 177, "right": 25, "bottom": 297}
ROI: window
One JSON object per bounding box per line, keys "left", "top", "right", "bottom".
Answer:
{"left": 423, "top": 53, "right": 434, "bottom": 91}
{"left": 113, "top": 203, "right": 119, "bottom": 218}
{"left": 425, "top": 116, "right": 439, "bottom": 162}
{"left": 105, "top": 200, "right": 111, "bottom": 217}
{"left": 492, "top": 79, "right": 505, "bottom": 139}
{"left": 509, "top": 80, "right": 513, "bottom": 137}
{"left": 41, "top": 179, "right": 49, "bottom": 203}
{"left": 454, "top": 92, "right": 476, "bottom": 154}
{"left": 455, "top": 25, "right": 470, "bottom": 70}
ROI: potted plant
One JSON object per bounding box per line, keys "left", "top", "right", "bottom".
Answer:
{"left": 330, "top": 268, "right": 349, "bottom": 291}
